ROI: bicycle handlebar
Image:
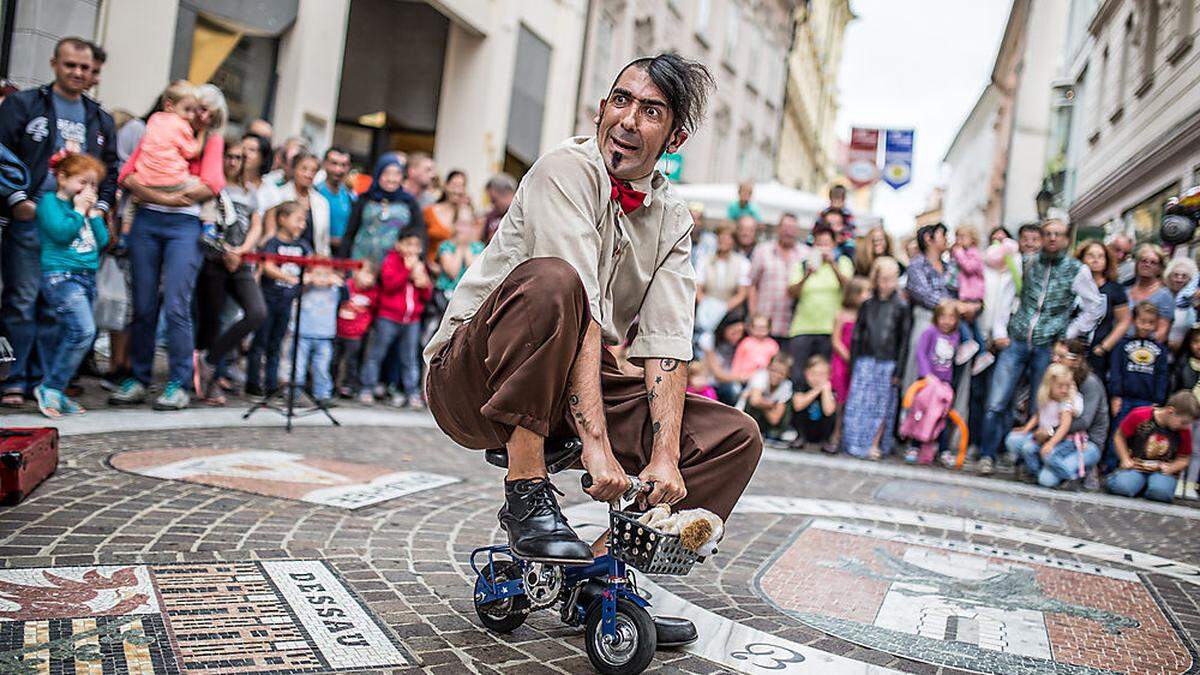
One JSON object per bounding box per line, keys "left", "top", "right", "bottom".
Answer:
{"left": 581, "top": 472, "right": 653, "bottom": 502}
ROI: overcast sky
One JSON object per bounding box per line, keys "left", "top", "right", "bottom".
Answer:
{"left": 834, "top": 0, "right": 1013, "bottom": 236}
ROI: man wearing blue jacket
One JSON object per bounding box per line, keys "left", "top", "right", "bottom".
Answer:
{"left": 0, "top": 37, "right": 117, "bottom": 404}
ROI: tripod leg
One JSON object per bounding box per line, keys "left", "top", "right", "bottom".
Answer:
{"left": 286, "top": 268, "right": 305, "bottom": 433}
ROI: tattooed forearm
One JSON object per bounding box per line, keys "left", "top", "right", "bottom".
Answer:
{"left": 660, "top": 358, "right": 679, "bottom": 372}
{"left": 568, "top": 391, "right": 600, "bottom": 437}
{"left": 644, "top": 357, "right": 686, "bottom": 463}
{"left": 566, "top": 321, "right": 609, "bottom": 442}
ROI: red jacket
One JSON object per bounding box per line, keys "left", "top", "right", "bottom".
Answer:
{"left": 337, "top": 278, "right": 379, "bottom": 340}
{"left": 377, "top": 250, "right": 432, "bottom": 324}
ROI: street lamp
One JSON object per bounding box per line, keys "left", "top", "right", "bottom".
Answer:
{"left": 1036, "top": 186, "right": 1054, "bottom": 220}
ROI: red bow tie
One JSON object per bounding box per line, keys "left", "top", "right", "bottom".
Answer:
{"left": 609, "top": 174, "right": 646, "bottom": 215}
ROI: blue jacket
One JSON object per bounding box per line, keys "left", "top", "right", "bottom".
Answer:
{"left": 1108, "top": 335, "right": 1169, "bottom": 404}
{"left": 0, "top": 84, "right": 118, "bottom": 215}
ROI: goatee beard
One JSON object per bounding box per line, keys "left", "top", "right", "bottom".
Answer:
{"left": 610, "top": 151, "right": 625, "bottom": 169}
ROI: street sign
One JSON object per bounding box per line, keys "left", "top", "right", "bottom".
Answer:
{"left": 883, "top": 129, "right": 914, "bottom": 189}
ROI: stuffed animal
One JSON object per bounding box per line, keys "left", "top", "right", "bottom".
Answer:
{"left": 637, "top": 505, "right": 724, "bottom": 556}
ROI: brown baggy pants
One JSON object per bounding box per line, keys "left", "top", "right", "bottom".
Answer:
{"left": 426, "top": 258, "right": 763, "bottom": 520}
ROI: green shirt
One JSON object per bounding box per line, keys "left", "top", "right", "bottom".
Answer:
{"left": 788, "top": 255, "right": 853, "bottom": 336}
{"left": 36, "top": 193, "right": 110, "bottom": 273}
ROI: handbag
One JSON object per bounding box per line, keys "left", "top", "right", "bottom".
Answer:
{"left": 93, "top": 256, "right": 130, "bottom": 332}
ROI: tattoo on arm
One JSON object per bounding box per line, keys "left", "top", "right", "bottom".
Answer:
{"left": 568, "top": 392, "right": 599, "bottom": 437}
{"left": 660, "top": 358, "right": 679, "bottom": 372}
{"left": 651, "top": 420, "right": 661, "bottom": 438}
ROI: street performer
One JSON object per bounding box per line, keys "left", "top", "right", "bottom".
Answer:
{"left": 425, "top": 54, "right": 761, "bottom": 568}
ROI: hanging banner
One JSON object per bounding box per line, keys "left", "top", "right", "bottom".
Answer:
{"left": 845, "top": 127, "right": 880, "bottom": 188}
{"left": 882, "top": 129, "right": 915, "bottom": 190}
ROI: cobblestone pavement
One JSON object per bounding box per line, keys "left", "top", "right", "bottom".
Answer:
{"left": 3, "top": 418, "right": 1200, "bottom": 674}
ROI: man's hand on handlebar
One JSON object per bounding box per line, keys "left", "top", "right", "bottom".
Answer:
{"left": 581, "top": 444, "right": 628, "bottom": 503}
{"left": 638, "top": 459, "right": 686, "bottom": 507}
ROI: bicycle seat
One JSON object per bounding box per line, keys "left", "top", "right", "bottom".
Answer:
{"left": 485, "top": 437, "right": 583, "bottom": 474}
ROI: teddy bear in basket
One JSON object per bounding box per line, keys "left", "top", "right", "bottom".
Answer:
{"left": 636, "top": 505, "right": 724, "bottom": 557}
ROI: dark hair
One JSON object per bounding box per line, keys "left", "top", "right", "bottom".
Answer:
{"left": 437, "top": 169, "right": 467, "bottom": 204}
{"left": 1133, "top": 300, "right": 1161, "bottom": 319}
{"left": 1075, "top": 240, "right": 1117, "bottom": 281}
{"left": 1017, "top": 222, "right": 1043, "bottom": 238}
{"left": 989, "top": 225, "right": 1010, "bottom": 240}
{"left": 811, "top": 224, "right": 836, "bottom": 243}
{"left": 89, "top": 43, "right": 107, "bottom": 64}
{"left": 829, "top": 184, "right": 847, "bottom": 199}
{"left": 917, "top": 223, "right": 947, "bottom": 253}
{"left": 53, "top": 37, "right": 94, "bottom": 60}
{"left": 1058, "top": 338, "right": 1092, "bottom": 384}
{"left": 1180, "top": 325, "right": 1200, "bottom": 359}
{"left": 323, "top": 146, "right": 350, "bottom": 161}
{"left": 291, "top": 150, "right": 319, "bottom": 170}
{"left": 241, "top": 133, "right": 272, "bottom": 180}
{"left": 615, "top": 53, "right": 715, "bottom": 135}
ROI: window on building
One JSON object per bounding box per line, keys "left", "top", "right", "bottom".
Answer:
{"left": 1113, "top": 15, "right": 1132, "bottom": 119}
{"left": 1091, "top": 45, "right": 1108, "bottom": 140}
{"left": 722, "top": 3, "right": 740, "bottom": 70}
{"left": 737, "top": 125, "right": 754, "bottom": 178}
{"left": 695, "top": 0, "right": 711, "bottom": 44}
{"left": 1137, "top": 0, "right": 1159, "bottom": 95}
{"left": 591, "top": 10, "right": 617, "bottom": 104}
{"left": 1122, "top": 181, "right": 1181, "bottom": 242}
{"left": 634, "top": 16, "right": 654, "bottom": 56}
{"left": 505, "top": 24, "right": 552, "bottom": 177}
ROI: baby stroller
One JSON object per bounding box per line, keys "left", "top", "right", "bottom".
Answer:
{"left": 899, "top": 377, "right": 969, "bottom": 467}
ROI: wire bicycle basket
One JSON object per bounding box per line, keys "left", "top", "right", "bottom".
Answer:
{"left": 608, "top": 510, "right": 701, "bottom": 575}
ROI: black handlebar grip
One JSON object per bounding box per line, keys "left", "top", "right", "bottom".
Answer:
{"left": 581, "top": 473, "right": 593, "bottom": 489}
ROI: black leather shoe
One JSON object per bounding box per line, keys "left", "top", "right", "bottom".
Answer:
{"left": 499, "top": 478, "right": 592, "bottom": 564}
{"left": 654, "top": 616, "right": 698, "bottom": 647}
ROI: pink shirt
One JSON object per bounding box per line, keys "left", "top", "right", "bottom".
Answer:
{"left": 119, "top": 132, "right": 225, "bottom": 196}
{"left": 130, "top": 112, "right": 198, "bottom": 187}
{"left": 749, "top": 242, "right": 808, "bottom": 337}
{"left": 730, "top": 336, "right": 780, "bottom": 380}
{"left": 953, "top": 246, "right": 985, "bottom": 302}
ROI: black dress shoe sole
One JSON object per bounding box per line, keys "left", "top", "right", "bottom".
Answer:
{"left": 654, "top": 616, "right": 699, "bottom": 647}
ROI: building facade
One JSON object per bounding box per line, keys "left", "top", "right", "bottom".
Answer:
{"left": 939, "top": 0, "right": 1068, "bottom": 237}
{"left": 1067, "top": 0, "right": 1200, "bottom": 241}
{"left": 574, "top": 0, "right": 794, "bottom": 185}
{"left": 776, "top": 0, "right": 853, "bottom": 195}
{"left": 9, "top": 0, "right": 587, "bottom": 203}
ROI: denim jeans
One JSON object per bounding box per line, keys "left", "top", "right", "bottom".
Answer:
{"left": 40, "top": 272, "right": 97, "bottom": 391}
{"left": 294, "top": 337, "right": 334, "bottom": 399}
{"left": 1, "top": 218, "right": 55, "bottom": 392}
{"left": 1106, "top": 469, "right": 1178, "bottom": 502}
{"left": 360, "top": 318, "right": 421, "bottom": 395}
{"left": 128, "top": 208, "right": 203, "bottom": 385}
{"left": 980, "top": 340, "right": 1053, "bottom": 459}
{"left": 1007, "top": 431, "right": 1100, "bottom": 487}
{"left": 247, "top": 294, "right": 292, "bottom": 391}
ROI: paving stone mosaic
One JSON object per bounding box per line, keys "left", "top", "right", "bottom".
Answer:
{"left": 874, "top": 479, "right": 1065, "bottom": 527}
{"left": 757, "top": 521, "right": 1192, "bottom": 674}
{"left": 0, "top": 560, "right": 411, "bottom": 674}
{"left": 6, "top": 424, "right": 1200, "bottom": 673}
{"left": 109, "top": 447, "right": 458, "bottom": 509}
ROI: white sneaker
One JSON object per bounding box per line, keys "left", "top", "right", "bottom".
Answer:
{"left": 971, "top": 350, "right": 995, "bottom": 375}
{"left": 955, "top": 341, "right": 980, "bottom": 365}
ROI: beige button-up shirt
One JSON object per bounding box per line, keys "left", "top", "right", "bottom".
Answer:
{"left": 424, "top": 136, "right": 696, "bottom": 364}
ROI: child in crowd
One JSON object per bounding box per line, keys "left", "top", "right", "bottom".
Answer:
{"left": 831, "top": 277, "right": 869, "bottom": 406}
{"left": 907, "top": 300, "right": 960, "bottom": 463}
{"left": 1172, "top": 326, "right": 1200, "bottom": 498}
{"left": 246, "top": 201, "right": 312, "bottom": 395}
{"left": 359, "top": 227, "right": 432, "bottom": 408}
{"left": 293, "top": 263, "right": 343, "bottom": 404}
{"left": 949, "top": 226, "right": 986, "bottom": 368}
{"left": 790, "top": 355, "right": 838, "bottom": 451}
{"left": 1107, "top": 301, "right": 1170, "bottom": 470}
{"left": 33, "top": 154, "right": 110, "bottom": 418}
{"left": 334, "top": 261, "right": 378, "bottom": 399}
{"left": 842, "top": 257, "right": 909, "bottom": 459}
{"left": 121, "top": 81, "right": 217, "bottom": 228}
{"left": 1005, "top": 363, "right": 1094, "bottom": 488}
{"left": 1106, "top": 391, "right": 1200, "bottom": 502}
{"left": 686, "top": 360, "right": 718, "bottom": 400}
{"left": 740, "top": 352, "right": 795, "bottom": 442}
{"left": 731, "top": 314, "right": 779, "bottom": 380}
{"left": 705, "top": 311, "right": 748, "bottom": 405}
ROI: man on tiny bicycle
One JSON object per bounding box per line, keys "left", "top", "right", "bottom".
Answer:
{"left": 424, "top": 54, "right": 763, "bottom": 638}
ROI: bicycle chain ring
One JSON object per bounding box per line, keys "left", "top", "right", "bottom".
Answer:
{"left": 523, "top": 563, "right": 564, "bottom": 609}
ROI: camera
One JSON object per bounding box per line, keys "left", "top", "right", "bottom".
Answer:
{"left": 1160, "top": 185, "right": 1200, "bottom": 245}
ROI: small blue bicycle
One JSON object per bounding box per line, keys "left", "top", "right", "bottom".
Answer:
{"left": 471, "top": 442, "right": 701, "bottom": 674}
